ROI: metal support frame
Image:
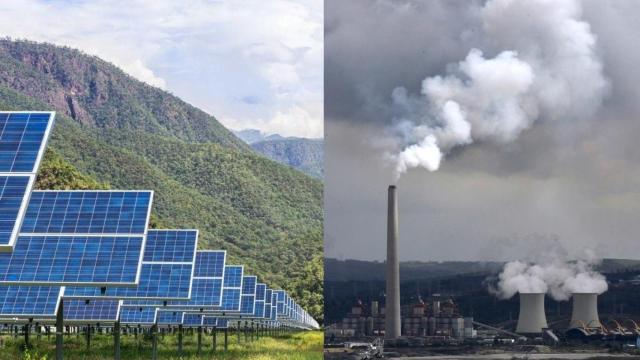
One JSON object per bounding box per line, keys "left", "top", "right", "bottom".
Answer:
{"left": 114, "top": 321, "right": 121, "bottom": 360}
{"left": 56, "top": 298, "right": 64, "bottom": 360}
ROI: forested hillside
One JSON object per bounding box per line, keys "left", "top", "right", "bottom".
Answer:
{"left": 0, "top": 39, "right": 322, "bottom": 321}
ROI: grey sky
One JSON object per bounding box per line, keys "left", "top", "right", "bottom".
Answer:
{"left": 325, "top": 0, "right": 640, "bottom": 261}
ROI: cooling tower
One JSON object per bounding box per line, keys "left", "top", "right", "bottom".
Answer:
{"left": 516, "top": 293, "right": 548, "bottom": 334}
{"left": 569, "top": 293, "right": 600, "bottom": 329}
{"left": 385, "top": 185, "right": 401, "bottom": 339}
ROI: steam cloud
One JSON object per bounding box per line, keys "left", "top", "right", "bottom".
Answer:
{"left": 390, "top": 0, "right": 608, "bottom": 180}
{"left": 489, "top": 246, "right": 608, "bottom": 301}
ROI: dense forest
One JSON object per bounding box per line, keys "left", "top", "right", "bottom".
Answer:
{"left": 0, "top": 39, "right": 322, "bottom": 322}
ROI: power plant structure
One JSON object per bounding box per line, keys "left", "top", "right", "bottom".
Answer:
{"left": 515, "top": 293, "right": 549, "bottom": 334}
{"left": 569, "top": 293, "right": 601, "bottom": 330}
{"left": 385, "top": 185, "right": 401, "bottom": 339}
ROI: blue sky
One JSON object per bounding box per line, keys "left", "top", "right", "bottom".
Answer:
{"left": 0, "top": 0, "right": 323, "bottom": 138}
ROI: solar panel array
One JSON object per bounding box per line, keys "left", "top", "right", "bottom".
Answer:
{"left": 0, "top": 111, "right": 319, "bottom": 331}
{"left": 0, "top": 112, "right": 54, "bottom": 250}
{"left": 64, "top": 230, "right": 197, "bottom": 300}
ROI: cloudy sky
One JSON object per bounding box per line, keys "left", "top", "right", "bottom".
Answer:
{"left": 325, "top": 0, "right": 640, "bottom": 262}
{"left": 0, "top": 0, "right": 323, "bottom": 138}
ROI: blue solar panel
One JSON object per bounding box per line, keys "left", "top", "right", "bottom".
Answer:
{"left": 193, "top": 251, "right": 225, "bottom": 278}
{"left": 120, "top": 306, "right": 156, "bottom": 324}
{"left": 65, "top": 230, "right": 197, "bottom": 299}
{"left": 157, "top": 310, "right": 183, "bottom": 325}
{"left": 64, "top": 299, "right": 121, "bottom": 322}
{"left": 0, "top": 112, "right": 54, "bottom": 249}
{"left": 242, "top": 276, "right": 256, "bottom": 294}
{"left": 143, "top": 230, "right": 198, "bottom": 263}
{"left": 0, "top": 176, "right": 30, "bottom": 246}
{"left": 221, "top": 288, "right": 241, "bottom": 311}
{"left": 203, "top": 317, "right": 228, "bottom": 328}
{"left": 0, "top": 112, "right": 53, "bottom": 173}
{"left": 240, "top": 276, "right": 256, "bottom": 315}
{"left": 21, "top": 191, "right": 152, "bottom": 234}
{"left": 256, "top": 284, "right": 266, "bottom": 301}
{"left": 223, "top": 266, "right": 242, "bottom": 288}
{"left": 182, "top": 313, "right": 203, "bottom": 327}
{"left": 65, "top": 263, "right": 193, "bottom": 299}
{"left": 0, "top": 286, "right": 62, "bottom": 317}
{"left": 0, "top": 235, "right": 145, "bottom": 285}
{"left": 166, "top": 278, "right": 222, "bottom": 307}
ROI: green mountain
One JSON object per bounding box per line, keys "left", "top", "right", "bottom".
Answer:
{"left": 0, "top": 39, "right": 322, "bottom": 320}
{"left": 234, "top": 129, "right": 324, "bottom": 179}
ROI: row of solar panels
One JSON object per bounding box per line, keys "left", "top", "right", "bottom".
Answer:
{"left": 0, "top": 112, "right": 319, "bottom": 331}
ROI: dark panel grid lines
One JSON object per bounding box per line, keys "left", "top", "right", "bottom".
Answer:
{"left": 0, "top": 235, "right": 145, "bottom": 285}
{"left": 64, "top": 263, "right": 193, "bottom": 299}
{"left": 143, "top": 230, "right": 197, "bottom": 263}
{"left": 0, "top": 112, "right": 54, "bottom": 173}
{"left": 120, "top": 306, "right": 157, "bottom": 324}
{"left": 0, "top": 286, "right": 62, "bottom": 317}
{"left": 21, "top": 191, "right": 153, "bottom": 235}
{"left": 0, "top": 176, "right": 31, "bottom": 246}
{"left": 64, "top": 299, "right": 121, "bottom": 322}
{"left": 193, "top": 250, "right": 225, "bottom": 278}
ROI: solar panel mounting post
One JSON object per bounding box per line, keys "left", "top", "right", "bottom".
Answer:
{"left": 113, "top": 321, "right": 120, "bottom": 360}
{"left": 197, "top": 326, "right": 202, "bottom": 355}
{"left": 224, "top": 327, "right": 228, "bottom": 351}
{"left": 212, "top": 326, "right": 217, "bottom": 352}
{"left": 56, "top": 298, "right": 63, "bottom": 360}
{"left": 177, "top": 324, "right": 183, "bottom": 356}
{"left": 151, "top": 323, "right": 158, "bottom": 360}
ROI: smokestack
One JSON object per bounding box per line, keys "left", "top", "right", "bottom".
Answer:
{"left": 569, "top": 293, "right": 600, "bottom": 329}
{"left": 516, "top": 293, "right": 548, "bottom": 334}
{"left": 385, "top": 185, "right": 401, "bottom": 339}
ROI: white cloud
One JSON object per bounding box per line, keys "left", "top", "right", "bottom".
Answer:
{"left": 0, "top": 0, "right": 322, "bottom": 138}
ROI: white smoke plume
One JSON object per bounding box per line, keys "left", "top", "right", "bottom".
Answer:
{"left": 390, "top": 0, "right": 608, "bottom": 180}
{"left": 490, "top": 247, "right": 608, "bottom": 301}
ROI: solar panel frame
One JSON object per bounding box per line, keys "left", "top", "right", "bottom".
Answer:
{"left": 63, "top": 299, "right": 122, "bottom": 324}
{"left": 0, "top": 112, "right": 55, "bottom": 251}
{"left": 0, "top": 285, "right": 63, "bottom": 318}
{"left": 63, "top": 229, "right": 198, "bottom": 300}
{"left": 0, "top": 190, "right": 154, "bottom": 286}
{"left": 119, "top": 306, "right": 157, "bottom": 325}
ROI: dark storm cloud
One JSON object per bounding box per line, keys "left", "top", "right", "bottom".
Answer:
{"left": 324, "top": 0, "right": 640, "bottom": 261}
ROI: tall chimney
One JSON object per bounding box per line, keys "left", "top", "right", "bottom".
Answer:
{"left": 515, "top": 293, "right": 548, "bottom": 334}
{"left": 385, "top": 185, "right": 401, "bottom": 339}
{"left": 569, "top": 293, "right": 600, "bottom": 329}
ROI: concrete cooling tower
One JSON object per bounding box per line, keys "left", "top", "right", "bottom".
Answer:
{"left": 385, "top": 185, "right": 401, "bottom": 339}
{"left": 516, "top": 293, "right": 548, "bottom": 334}
{"left": 569, "top": 293, "right": 600, "bottom": 329}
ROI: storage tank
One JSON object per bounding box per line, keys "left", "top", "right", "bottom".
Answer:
{"left": 516, "top": 293, "right": 548, "bottom": 334}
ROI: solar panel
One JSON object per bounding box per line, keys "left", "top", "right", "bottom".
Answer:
{"left": 64, "top": 299, "right": 121, "bottom": 323}
{"left": 253, "top": 283, "right": 266, "bottom": 318}
{"left": 0, "top": 285, "right": 62, "bottom": 317}
{"left": 182, "top": 313, "right": 203, "bottom": 327}
{"left": 0, "top": 176, "right": 31, "bottom": 248}
{"left": 0, "top": 112, "right": 55, "bottom": 249}
{"left": 0, "top": 235, "right": 145, "bottom": 285}
{"left": 193, "top": 250, "right": 225, "bottom": 277}
{"left": 156, "top": 310, "right": 183, "bottom": 325}
{"left": 120, "top": 306, "right": 156, "bottom": 325}
{"left": 21, "top": 191, "right": 152, "bottom": 234}
{"left": 64, "top": 230, "right": 198, "bottom": 300}
{"left": 0, "top": 190, "right": 153, "bottom": 285}
{"left": 240, "top": 276, "right": 256, "bottom": 315}
{"left": 203, "top": 317, "right": 228, "bottom": 328}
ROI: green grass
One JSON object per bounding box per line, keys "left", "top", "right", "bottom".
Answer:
{"left": 0, "top": 330, "right": 323, "bottom": 360}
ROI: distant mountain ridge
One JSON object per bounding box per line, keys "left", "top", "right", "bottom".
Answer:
{"left": 325, "top": 258, "right": 640, "bottom": 282}
{"left": 0, "top": 39, "right": 322, "bottom": 319}
{"left": 234, "top": 129, "right": 324, "bottom": 179}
